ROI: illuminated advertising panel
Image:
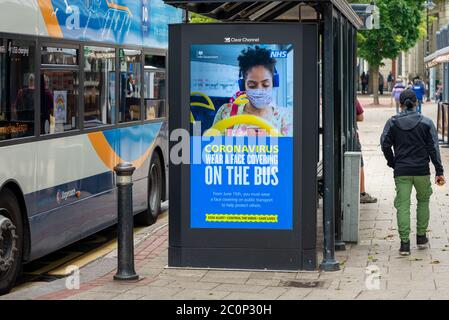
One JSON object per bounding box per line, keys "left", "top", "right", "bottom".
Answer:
{"left": 190, "top": 44, "right": 294, "bottom": 230}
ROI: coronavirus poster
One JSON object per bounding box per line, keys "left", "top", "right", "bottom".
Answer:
{"left": 190, "top": 44, "right": 294, "bottom": 230}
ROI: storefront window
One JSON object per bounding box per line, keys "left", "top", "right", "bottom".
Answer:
{"left": 84, "top": 46, "right": 115, "bottom": 128}
{"left": 0, "top": 39, "right": 35, "bottom": 140}
{"left": 119, "top": 49, "right": 141, "bottom": 122}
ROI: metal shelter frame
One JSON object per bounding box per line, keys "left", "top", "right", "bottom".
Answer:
{"left": 164, "top": 0, "right": 362, "bottom": 271}
{"left": 426, "top": 24, "right": 449, "bottom": 147}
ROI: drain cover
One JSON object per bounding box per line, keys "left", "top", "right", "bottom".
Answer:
{"left": 279, "top": 280, "right": 324, "bottom": 288}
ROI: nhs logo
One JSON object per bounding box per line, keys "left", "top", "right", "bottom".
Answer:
{"left": 270, "top": 50, "right": 288, "bottom": 58}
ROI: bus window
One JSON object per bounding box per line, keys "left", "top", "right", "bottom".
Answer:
{"left": 119, "top": 49, "right": 141, "bottom": 123}
{"left": 41, "top": 47, "right": 77, "bottom": 65}
{"left": 145, "top": 54, "right": 165, "bottom": 69}
{"left": 144, "top": 54, "right": 165, "bottom": 120}
{"left": 145, "top": 99, "right": 165, "bottom": 119}
{"left": 83, "top": 46, "right": 116, "bottom": 128}
{"left": 41, "top": 46, "right": 79, "bottom": 135}
{"left": 0, "top": 39, "right": 35, "bottom": 141}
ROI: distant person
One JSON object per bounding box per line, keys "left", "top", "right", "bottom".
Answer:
{"left": 387, "top": 71, "right": 394, "bottom": 92}
{"left": 379, "top": 73, "right": 384, "bottom": 95}
{"left": 381, "top": 89, "right": 445, "bottom": 256}
{"left": 361, "top": 72, "right": 368, "bottom": 94}
{"left": 411, "top": 79, "right": 425, "bottom": 113}
{"left": 14, "top": 74, "right": 35, "bottom": 122}
{"left": 355, "top": 99, "right": 378, "bottom": 204}
{"left": 392, "top": 77, "right": 406, "bottom": 114}
{"left": 126, "top": 73, "right": 138, "bottom": 97}
{"left": 436, "top": 83, "right": 443, "bottom": 102}
{"left": 40, "top": 74, "right": 54, "bottom": 134}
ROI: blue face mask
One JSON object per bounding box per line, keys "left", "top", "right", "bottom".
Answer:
{"left": 246, "top": 88, "right": 273, "bottom": 109}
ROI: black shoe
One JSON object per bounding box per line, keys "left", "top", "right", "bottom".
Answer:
{"left": 360, "top": 192, "right": 378, "bottom": 204}
{"left": 417, "top": 235, "right": 429, "bottom": 249}
{"left": 399, "top": 241, "right": 410, "bottom": 256}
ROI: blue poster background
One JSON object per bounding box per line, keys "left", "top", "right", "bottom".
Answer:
{"left": 190, "top": 137, "right": 293, "bottom": 230}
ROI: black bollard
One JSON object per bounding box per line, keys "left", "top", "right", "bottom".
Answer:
{"left": 114, "top": 162, "right": 139, "bottom": 281}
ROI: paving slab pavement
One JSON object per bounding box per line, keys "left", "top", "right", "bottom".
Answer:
{"left": 2, "top": 98, "right": 449, "bottom": 300}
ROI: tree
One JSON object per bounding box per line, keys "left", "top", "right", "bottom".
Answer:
{"left": 351, "top": 0, "right": 426, "bottom": 104}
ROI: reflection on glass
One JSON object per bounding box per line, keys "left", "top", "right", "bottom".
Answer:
{"left": 144, "top": 71, "right": 165, "bottom": 100}
{"left": 119, "top": 49, "right": 141, "bottom": 122}
{"left": 144, "top": 55, "right": 166, "bottom": 121}
{"left": 0, "top": 39, "right": 35, "bottom": 140}
{"left": 42, "top": 47, "right": 78, "bottom": 65}
{"left": 84, "top": 46, "right": 115, "bottom": 128}
{"left": 144, "top": 55, "right": 165, "bottom": 69}
{"left": 41, "top": 70, "right": 79, "bottom": 135}
{"left": 145, "top": 100, "right": 165, "bottom": 120}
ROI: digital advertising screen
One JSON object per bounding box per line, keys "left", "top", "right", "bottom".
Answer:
{"left": 189, "top": 44, "right": 294, "bottom": 230}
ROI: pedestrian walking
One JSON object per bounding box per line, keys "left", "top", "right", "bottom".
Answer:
{"left": 436, "top": 83, "right": 443, "bottom": 102}
{"left": 355, "top": 99, "right": 378, "bottom": 204}
{"left": 392, "top": 77, "right": 406, "bottom": 114}
{"left": 381, "top": 89, "right": 445, "bottom": 256}
{"left": 379, "top": 73, "right": 384, "bottom": 95}
{"left": 387, "top": 71, "right": 394, "bottom": 92}
{"left": 361, "top": 72, "right": 368, "bottom": 94}
{"left": 411, "top": 79, "right": 425, "bottom": 113}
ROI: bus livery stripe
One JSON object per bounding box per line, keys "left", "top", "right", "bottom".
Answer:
{"left": 87, "top": 132, "right": 123, "bottom": 171}
{"left": 87, "top": 123, "right": 163, "bottom": 171}
{"left": 37, "top": 0, "right": 63, "bottom": 38}
{"left": 106, "top": 0, "right": 133, "bottom": 16}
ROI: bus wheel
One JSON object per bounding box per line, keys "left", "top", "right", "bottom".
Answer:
{"left": 135, "top": 154, "right": 162, "bottom": 226}
{"left": 0, "top": 190, "right": 23, "bottom": 295}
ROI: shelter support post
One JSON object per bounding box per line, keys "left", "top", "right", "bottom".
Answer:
{"left": 320, "top": 3, "right": 340, "bottom": 272}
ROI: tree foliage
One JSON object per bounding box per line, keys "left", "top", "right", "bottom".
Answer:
{"left": 352, "top": 0, "right": 425, "bottom": 67}
{"left": 189, "top": 12, "right": 218, "bottom": 23}
{"left": 348, "top": 0, "right": 426, "bottom": 103}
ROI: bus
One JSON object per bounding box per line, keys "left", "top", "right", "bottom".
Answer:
{"left": 0, "top": 0, "right": 182, "bottom": 294}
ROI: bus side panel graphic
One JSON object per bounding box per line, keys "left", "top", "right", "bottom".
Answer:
{"left": 0, "top": 0, "right": 182, "bottom": 47}
{"left": 37, "top": 0, "right": 182, "bottom": 47}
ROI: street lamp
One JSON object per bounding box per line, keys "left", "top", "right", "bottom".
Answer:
{"left": 424, "top": 0, "right": 436, "bottom": 101}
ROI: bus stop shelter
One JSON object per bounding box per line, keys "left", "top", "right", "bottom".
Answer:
{"left": 165, "top": 0, "right": 363, "bottom": 271}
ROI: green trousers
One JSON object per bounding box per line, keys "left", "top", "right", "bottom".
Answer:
{"left": 394, "top": 176, "right": 433, "bottom": 242}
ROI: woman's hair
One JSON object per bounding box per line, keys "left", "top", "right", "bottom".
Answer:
{"left": 399, "top": 89, "right": 417, "bottom": 110}
{"left": 238, "top": 46, "right": 276, "bottom": 79}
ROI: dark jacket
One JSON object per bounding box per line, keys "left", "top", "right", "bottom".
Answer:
{"left": 381, "top": 110, "right": 444, "bottom": 177}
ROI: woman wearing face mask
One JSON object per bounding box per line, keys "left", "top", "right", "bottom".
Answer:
{"left": 212, "top": 46, "right": 292, "bottom": 136}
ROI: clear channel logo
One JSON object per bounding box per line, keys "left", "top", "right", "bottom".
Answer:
{"left": 223, "top": 37, "right": 260, "bottom": 43}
